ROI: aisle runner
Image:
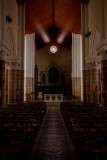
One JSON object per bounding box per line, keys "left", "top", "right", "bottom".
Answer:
{"left": 31, "top": 106, "right": 74, "bottom": 160}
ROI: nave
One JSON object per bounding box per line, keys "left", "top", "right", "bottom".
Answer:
{"left": 0, "top": 103, "right": 75, "bottom": 160}
{"left": 1, "top": 102, "right": 107, "bottom": 160}
{"left": 30, "top": 106, "right": 75, "bottom": 160}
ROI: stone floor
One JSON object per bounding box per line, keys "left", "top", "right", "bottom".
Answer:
{"left": 30, "top": 106, "right": 77, "bottom": 160}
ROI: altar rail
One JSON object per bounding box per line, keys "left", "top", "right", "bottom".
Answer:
{"left": 44, "top": 94, "right": 63, "bottom": 102}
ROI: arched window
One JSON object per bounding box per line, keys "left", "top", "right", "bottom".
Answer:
{"left": 49, "top": 67, "right": 59, "bottom": 83}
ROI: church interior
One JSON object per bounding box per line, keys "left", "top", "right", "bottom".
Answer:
{"left": 0, "top": 0, "right": 107, "bottom": 159}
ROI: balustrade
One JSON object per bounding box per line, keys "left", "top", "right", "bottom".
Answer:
{"left": 44, "top": 94, "right": 63, "bottom": 102}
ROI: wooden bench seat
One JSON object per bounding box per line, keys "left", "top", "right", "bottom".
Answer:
{"left": 61, "top": 102, "right": 107, "bottom": 155}
{"left": 0, "top": 102, "right": 46, "bottom": 155}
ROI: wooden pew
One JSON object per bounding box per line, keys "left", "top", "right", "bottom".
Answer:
{"left": 0, "top": 101, "right": 46, "bottom": 157}
{"left": 61, "top": 102, "right": 107, "bottom": 158}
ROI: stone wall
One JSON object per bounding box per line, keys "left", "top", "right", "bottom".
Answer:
{"left": 37, "top": 42, "right": 71, "bottom": 87}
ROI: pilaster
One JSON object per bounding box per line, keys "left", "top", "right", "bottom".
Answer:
{"left": 81, "top": 3, "right": 89, "bottom": 103}
{"left": 96, "top": 39, "right": 107, "bottom": 107}
{"left": 86, "top": 55, "right": 101, "bottom": 104}
{"left": 0, "top": 0, "right": 6, "bottom": 41}
{"left": 6, "top": 56, "right": 21, "bottom": 104}
{"left": 0, "top": 58, "right": 5, "bottom": 107}
{"left": 18, "top": 3, "right": 25, "bottom": 103}
{"left": 0, "top": 0, "right": 10, "bottom": 107}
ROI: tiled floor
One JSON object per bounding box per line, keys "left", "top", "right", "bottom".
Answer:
{"left": 30, "top": 106, "right": 76, "bottom": 160}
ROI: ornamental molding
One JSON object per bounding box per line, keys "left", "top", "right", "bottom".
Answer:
{"left": 0, "top": 40, "right": 10, "bottom": 60}
{"left": 6, "top": 55, "right": 21, "bottom": 69}
{"left": 85, "top": 55, "right": 101, "bottom": 63}
{"left": 85, "top": 55, "right": 101, "bottom": 69}
{"left": 96, "top": 39, "right": 107, "bottom": 56}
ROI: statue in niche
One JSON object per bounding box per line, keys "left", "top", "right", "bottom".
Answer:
{"left": 49, "top": 67, "right": 59, "bottom": 83}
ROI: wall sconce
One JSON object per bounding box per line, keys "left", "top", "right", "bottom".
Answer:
{"left": 85, "top": 31, "right": 91, "bottom": 37}
{"left": 6, "top": 15, "right": 12, "bottom": 22}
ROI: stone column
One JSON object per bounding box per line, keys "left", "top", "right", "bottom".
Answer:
{"left": 7, "top": 62, "right": 17, "bottom": 104}
{"left": 84, "top": 3, "right": 90, "bottom": 103}
{"left": 72, "top": 33, "right": 82, "bottom": 100}
{"left": 96, "top": 1, "right": 107, "bottom": 107}
{"left": 100, "top": 0, "right": 104, "bottom": 39}
{"left": 85, "top": 69, "right": 90, "bottom": 103}
{"left": 18, "top": 3, "right": 25, "bottom": 103}
{"left": 0, "top": 58, "right": 5, "bottom": 107}
{"left": 81, "top": 3, "right": 86, "bottom": 101}
{"left": 81, "top": 3, "right": 89, "bottom": 103}
{"left": 17, "top": 69, "right": 24, "bottom": 103}
{"left": 99, "top": 0, "right": 107, "bottom": 107}
{"left": 98, "top": 64, "right": 101, "bottom": 105}
{"left": 89, "top": 62, "right": 100, "bottom": 104}
{"left": 86, "top": 55, "right": 101, "bottom": 105}
{"left": 24, "top": 33, "right": 36, "bottom": 101}
{"left": 96, "top": 42, "right": 107, "bottom": 107}
{"left": 6, "top": 59, "right": 21, "bottom": 104}
{"left": 0, "top": 0, "right": 6, "bottom": 41}
{"left": 6, "top": 55, "right": 21, "bottom": 104}
{"left": 101, "top": 52, "right": 107, "bottom": 107}
{"left": 34, "top": 65, "right": 38, "bottom": 100}
{"left": 0, "top": 0, "right": 9, "bottom": 107}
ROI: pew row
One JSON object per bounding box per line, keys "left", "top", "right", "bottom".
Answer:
{"left": 60, "top": 102, "right": 107, "bottom": 158}
{"left": 0, "top": 101, "right": 46, "bottom": 158}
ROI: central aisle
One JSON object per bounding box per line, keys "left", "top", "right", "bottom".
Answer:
{"left": 30, "top": 106, "right": 75, "bottom": 160}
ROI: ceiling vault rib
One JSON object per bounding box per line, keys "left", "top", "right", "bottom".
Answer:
{"left": 16, "top": 0, "right": 90, "bottom": 50}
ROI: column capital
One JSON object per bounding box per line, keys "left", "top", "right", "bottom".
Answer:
{"left": 6, "top": 55, "right": 21, "bottom": 69}
{"left": 88, "top": 61, "right": 101, "bottom": 70}
{"left": 0, "top": 40, "right": 10, "bottom": 60}
{"left": 85, "top": 55, "right": 101, "bottom": 69}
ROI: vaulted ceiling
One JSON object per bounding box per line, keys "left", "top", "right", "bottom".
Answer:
{"left": 17, "top": 0, "right": 89, "bottom": 50}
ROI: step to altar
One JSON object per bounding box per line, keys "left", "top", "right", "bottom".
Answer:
{"left": 46, "top": 102, "right": 61, "bottom": 107}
